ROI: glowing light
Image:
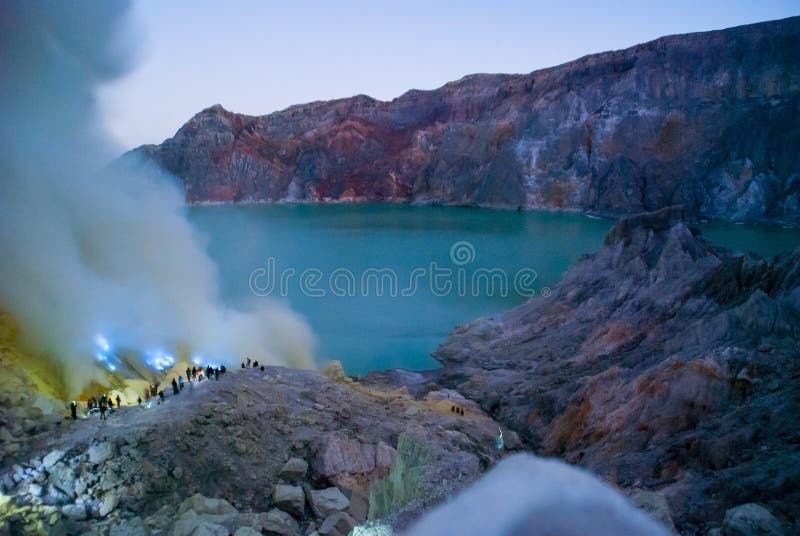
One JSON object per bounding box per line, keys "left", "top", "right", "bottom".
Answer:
{"left": 145, "top": 349, "right": 175, "bottom": 371}
{"left": 95, "top": 334, "right": 110, "bottom": 352}
{"left": 92, "top": 335, "right": 121, "bottom": 373}
{"left": 191, "top": 355, "right": 203, "bottom": 365}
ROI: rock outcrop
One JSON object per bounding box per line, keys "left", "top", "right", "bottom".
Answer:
{"left": 433, "top": 207, "right": 800, "bottom": 533}
{"left": 125, "top": 17, "right": 800, "bottom": 224}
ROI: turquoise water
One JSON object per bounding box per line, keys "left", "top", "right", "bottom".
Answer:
{"left": 188, "top": 205, "right": 799, "bottom": 373}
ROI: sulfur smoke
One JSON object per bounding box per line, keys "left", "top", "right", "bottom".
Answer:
{"left": 0, "top": 1, "right": 314, "bottom": 395}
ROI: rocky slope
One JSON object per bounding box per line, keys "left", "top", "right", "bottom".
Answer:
{"left": 433, "top": 206, "right": 800, "bottom": 534}
{"left": 126, "top": 17, "right": 800, "bottom": 224}
{"left": 0, "top": 363, "right": 518, "bottom": 535}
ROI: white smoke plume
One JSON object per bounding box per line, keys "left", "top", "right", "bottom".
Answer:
{"left": 0, "top": 1, "right": 315, "bottom": 395}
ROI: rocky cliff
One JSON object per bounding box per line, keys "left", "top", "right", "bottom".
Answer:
{"left": 433, "top": 206, "right": 800, "bottom": 533}
{"left": 127, "top": 17, "right": 800, "bottom": 224}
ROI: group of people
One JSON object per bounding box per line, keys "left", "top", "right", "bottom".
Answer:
{"left": 241, "top": 357, "right": 265, "bottom": 371}
{"left": 70, "top": 360, "right": 242, "bottom": 420}
{"left": 69, "top": 393, "right": 123, "bottom": 420}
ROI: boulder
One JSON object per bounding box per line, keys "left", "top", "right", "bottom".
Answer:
{"left": 722, "top": 503, "right": 784, "bottom": 536}
{"left": 272, "top": 484, "right": 305, "bottom": 518}
{"left": 318, "top": 512, "right": 356, "bottom": 536}
{"left": 177, "top": 493, "right": 237, "bottom": 516}
{"left": 41, "top": 450, "right": 65, "bottom": 469}
{"left": 61, "top": 504, "right": 87, "bottom": 521}
{"left": 98, "top": 491, "right": 119, "bottom": 517}
{"left": 88, "top": 442, "right": 114, "bottom": 465}
{"left": 48, "top": 462, "right": 76, "bottom": 498}
{"left": 278, "top": 457, "right": 308, "bottom": 480}
{"left": 308, "top": 487, "right": 350, "bottom": 520}
{"left": 262, "top": 508, "right": 300, "bottom": 536}
{"left": 44, "top": 483, "right": 71, "bottom": 505}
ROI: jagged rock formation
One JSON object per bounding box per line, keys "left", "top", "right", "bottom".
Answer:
{"left": 0, "top": 366, "right": 515, "bottom": 535}
{"left": 433, "top": 206, "right": 800, "bottom": 534}
{"left": 126, "top": 17, "right": 800, "bottom": 224}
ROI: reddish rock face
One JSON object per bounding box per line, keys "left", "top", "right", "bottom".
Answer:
{"left": 126, "top": 17, "right": 800, "bottom": 225}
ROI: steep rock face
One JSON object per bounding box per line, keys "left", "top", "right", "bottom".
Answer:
{"left": 127, "top": 17, "right": 800, "bottom": 224}
{"left": 433, "top": 207, "right": 800, "bottom": 533}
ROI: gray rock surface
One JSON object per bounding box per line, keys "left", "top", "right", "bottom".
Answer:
{"left": 261, "top": 508, "right": 300, "bottom": 536}
{"left": 61, "top": 503, "right": 86, "bottom": 520}
{"left": 278, "top": 457, "right": 308, "bottom": 481}
{"left": 125, "top": 18, "right": 800, "bottom": 225}
{"left": 722, "top": 503, "right": 784, "bottom": 536}
{"left": 317, "top": 511, "right": 356, "bottom": 536}
{"left": 272, "top": 484, "right": 305, "bottom": 518}
{"left": 307, "top": 487, "right": 350, "bottom": 520}
{"left": 87, "top": 441, "right": 114, "bottom": 465}
{"left": 41, "top": 450, "right": 64, "bottom": 469}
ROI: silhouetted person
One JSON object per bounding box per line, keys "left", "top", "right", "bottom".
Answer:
{"left": 260, "top": 365, "right": 265, "bottom": 371}
{"left": 99, "top": 398, "right": 108, "bottom": 420}
{"left": 178, "top": 376, "right": 185, "bottom": 390}
{"left": 158, "top": 390, "right": 165, "bottom": 403}
{"left": 214, "top": 368, "right": 220, "bottom": 381}
{"left": 108, "top": 397, "right": 114, "bottom": 409}
{"left": 253, "top": 360, "right": 259, "bottom": 368}
{"left": 241, "top": 362, "right": 245, "bottom": 369}
{"left": 137, "top": 396, "right": 142, "bottom": 405}
{"left": 70, "top": 401, "right": 77, "bottom": 420}
{"left": 116, "top": 395, "right": 121, "bottom": 408}
{"left": 186, "top": 367, "right": 191, "bottom": 381}
{"left": 191, "top": 366, "right": 197, "bottom": 379}
{"left": 246, "top": 357, "right": 251, "bottom": 368}
{"left": 171, "top": 378, "right": 179, "bottom": 395}
{"left": 220, "top": 365, "right": 226, "bottom": 375}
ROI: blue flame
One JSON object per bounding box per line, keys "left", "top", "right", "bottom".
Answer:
{"left": 145, "top": 349, "right": 175, "bottom": 371}
{"left": 94, "top": 334, "right": 120, "bottom": 372}
{"left": 95, "top": 334, "right": 110, "bottom": 352}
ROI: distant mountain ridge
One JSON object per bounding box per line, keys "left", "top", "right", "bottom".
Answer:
{"left": 126, "top": 16, "right": 800, "bottom": 224}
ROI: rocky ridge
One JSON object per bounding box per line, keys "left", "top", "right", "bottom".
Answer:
{"left": 433, "top": 206, "right": 800, "bottom": 533}
{"left": 126, "top": 17, "right": 800, "bottom": 225}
